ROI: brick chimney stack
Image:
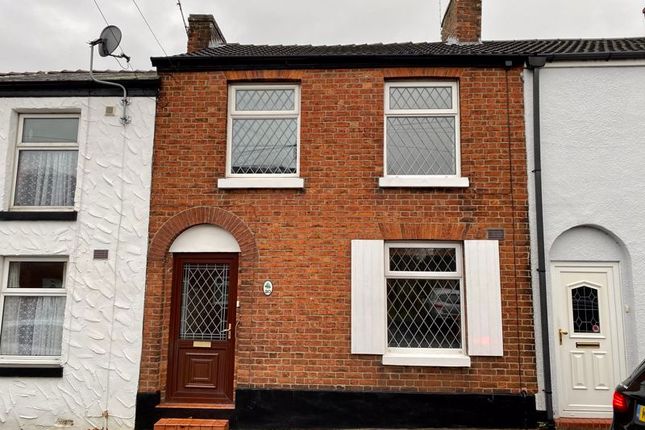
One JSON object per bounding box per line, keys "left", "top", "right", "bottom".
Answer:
{"left": 441, "top": 0, "right": 482, "bottom": 43}
{"left": 187, "top": 14, "right": 226, "bottom": 53}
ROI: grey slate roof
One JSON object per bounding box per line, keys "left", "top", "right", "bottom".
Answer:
{"left": 171, "top": 37, "right": 645, "bottom": 59}
{"left": 151, "top": 37, "right": 645, "bottom": 70}
{"left": 0, "top": 70, "right": 158, "bottom": 82}
{"left": 0, "top": 70, "right": 159, "bottom": 97}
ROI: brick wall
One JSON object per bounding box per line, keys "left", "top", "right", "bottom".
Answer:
{"left": 441, "top": 0, "right": 482, "bottom": 42}
{"left": 139, "top": 66, "right": 536, "bottom": 398}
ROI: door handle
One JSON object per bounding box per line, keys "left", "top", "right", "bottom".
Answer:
{"left": 558, "top": 328, "right": 569, "bottom": 345}
{"left": 222, "top": 323, "right": 232, "bottom": 340}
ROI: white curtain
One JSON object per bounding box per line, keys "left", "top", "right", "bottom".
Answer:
{"left": 0, "top": 296, "right": 65, "bottom": 356}
{"left": 0, "top": 262, "right": 65, "bottom": 356}
{"left": 14, "top": 150, "right": 77, "bottom": 206}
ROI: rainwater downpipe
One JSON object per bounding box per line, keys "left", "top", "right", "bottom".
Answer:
{"left": 527, "top": 55, "right": 554, "bottom": 424}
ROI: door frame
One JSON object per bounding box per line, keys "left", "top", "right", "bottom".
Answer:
{"left": 165, "top": 252, "right": 239, "bottom": 404}
{"left": 551, "top": 261, "right": 627, "bottom": 418}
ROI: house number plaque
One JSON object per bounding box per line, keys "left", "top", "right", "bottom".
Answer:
{"left": 263, "top": 280, "right": 273, "bottom": 296}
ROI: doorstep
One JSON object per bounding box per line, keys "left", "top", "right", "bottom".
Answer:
{"left": 555, "top": 417, "right": 612, "bottom": 430}
{"left": 156, "top": 402, "right": 235, "bottom": 410}
{"left": 154, "top": 418, "right": 229, "bottom": 430}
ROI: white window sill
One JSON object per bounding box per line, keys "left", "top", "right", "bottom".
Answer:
{"left": 0, "top": 358, "right": 62, "bottom": 367}
{"left": 217, "top": 177, "right": 304, "bottom": 189}
{"left": 378, "top": 176, "right": 469, "bottom": 188}
{"left": 382, "top": 352, "right": 471, "bottom": 367}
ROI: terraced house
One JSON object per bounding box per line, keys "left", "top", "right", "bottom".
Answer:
{"left": 137, "top": 1, "right": 538, "bottom": 428}
{"left": 0, "top": 71, "right": 158, "bottom": 429}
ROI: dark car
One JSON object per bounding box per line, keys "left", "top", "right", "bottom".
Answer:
{"left": 613, "top": 358, "right": 645, "bottom": 429}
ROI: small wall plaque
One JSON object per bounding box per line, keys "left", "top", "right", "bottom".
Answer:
{"left": 263, "top": 280, "right": 273, "bottom": 296}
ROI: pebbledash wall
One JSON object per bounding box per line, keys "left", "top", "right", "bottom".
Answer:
{"left": 138, "top": 65, "right": 538, "bottom": 427}
{"left": 525, "top": 61, "right": 645, "bottom": 416}
{"left": 0, "top": 75, "right": 157, "bottom": 429}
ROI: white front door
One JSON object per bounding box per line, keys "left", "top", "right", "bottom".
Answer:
{"left": 552, "top": 263, "right": 626, "bottom": 418}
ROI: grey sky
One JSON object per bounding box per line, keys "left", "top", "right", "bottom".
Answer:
{"left": 0, "top": 0, "right": 643, "bottom": 73}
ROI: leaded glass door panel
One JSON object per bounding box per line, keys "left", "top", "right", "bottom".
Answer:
{"left": 167, "top": 254, "right": 238, "bottom": 404}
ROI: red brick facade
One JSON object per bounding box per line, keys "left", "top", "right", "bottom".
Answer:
{"left": 139, "top": 66, "right": 536, "bottom": 399}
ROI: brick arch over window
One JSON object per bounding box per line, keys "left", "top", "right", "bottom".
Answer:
{"left": 378, "top": 223, "right": 484, "bottom": 241}
{"left": 148, "top": 206, "right": 259, "bottom": 262}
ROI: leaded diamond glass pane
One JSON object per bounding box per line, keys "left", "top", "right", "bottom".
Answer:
{"left": 180, "top": 263, "right": 229, "bottom": 341}
{"left": 387, "top": 278, "right": 461, "bottom": 349}
{"left": 231, "top": 118, "right": 297, "bottom": 174}
{"left": 572, "top": 286, "right": 600, "bottom": 333}
{"left": 235, "top": 89, "right": 295, "bottom": 111}
{"left": 386, "top": 116, "right": 456, "bottom": 175}
{"left": 390, "top": 86, "right": 452, "bottom": 110}
{"left": 389, "top": 247, "right": 456, "bottom": 272}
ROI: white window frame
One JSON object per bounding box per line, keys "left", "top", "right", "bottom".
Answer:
{"left": 218, "top": 84, "right": 304, "bottom": 189}
{"left": 380, "top": 81, "right": 469, "bottom": 188}
{"left": 382, "top": 242, "right": 470, "bottom": 366}
{"left": 10, "top": 113, "right": 79, "bottom": 211}
{"left": 351, "top": 239, "right": 503, "bottom": 366}
{"left": 0, "top": 257, "right": 68, "bottom": 367}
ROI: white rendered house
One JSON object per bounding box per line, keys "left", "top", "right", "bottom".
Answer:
{"left": 0, "top": 71, "right": 158, "bottom": 429}
{"left": 524, "top": 46, "right": 645, "bottom": 421}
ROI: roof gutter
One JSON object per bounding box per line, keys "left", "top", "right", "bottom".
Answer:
{"left": 544, "top": 51, "right": 645, "bottom": 62}
{"left": 0, "top": 78, "right": 159, "bottom": 97}
{"left": 150, "top": 54, "right": 527, "bottom": 71}
{"left": 527, "top": 55, "right": 554, "bottom": 426}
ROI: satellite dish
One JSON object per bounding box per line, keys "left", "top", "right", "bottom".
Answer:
{"left": 98, "top": 25, "right": 122, "bottom": 57}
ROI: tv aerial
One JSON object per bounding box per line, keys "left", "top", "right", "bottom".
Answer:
{"left": 89, "top": 25, "right": 132, "bottom": 125}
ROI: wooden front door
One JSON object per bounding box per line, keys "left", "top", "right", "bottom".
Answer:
{"left": 167, "top": 253, "right": 238, "bottom": 404}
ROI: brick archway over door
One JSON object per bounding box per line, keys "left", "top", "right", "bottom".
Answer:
{"left": 148, "top": 206, "right": 259, "bottom": 262}
{"left": 140, "top": 206, "right": 258, "bottom": 395}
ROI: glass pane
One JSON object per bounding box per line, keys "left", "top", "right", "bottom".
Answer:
{"left": 387, "top": 278, "right": 461, "bottom": 349}
{"left": 389, "top": 247, "right": 456, "bottom": 272}
{"left": 180, "top": 263, "right": 229, "bottom": 341}
{"left": 390, "top": 86, "right": 452, "bottom": 110}
{"left": 14, "top": 150, "right": 78, "bottom": 206}
{"left": 0, "top": 296, "right": 65, "bottom": 356}
{"left": 572, "top": 286, "right": 600, "bottom": 333}
{"left": 7, "top": 262, "right": 65, "bottom": 289}
{"left": 231, "top": 118, "right": 297, "bottom": 174}
{"left": 235, "top": 88, "right": 295, "bottom": 111}
{"left": 386, "top": 116, "right": 456, "bottom": 175}
{"left": 22, "top": 118, "right": 79, "bottom": 143}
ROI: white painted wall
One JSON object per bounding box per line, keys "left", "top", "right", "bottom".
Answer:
{"left": 525, "top": 60, "right": 645, "bottom": 416}
{"left": 0, "top": 95, "right": 155, "bottom": 429}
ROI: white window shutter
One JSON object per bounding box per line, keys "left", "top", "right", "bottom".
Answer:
{"left": 351, "top": 239, "right": 386, "bottom": 355}
{"left": 464, "top": 240, "right": 504, "bottom": 356}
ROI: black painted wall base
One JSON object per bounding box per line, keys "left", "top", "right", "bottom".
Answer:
{"left": 136, "top": 389, "right": 537, "bottom": 430}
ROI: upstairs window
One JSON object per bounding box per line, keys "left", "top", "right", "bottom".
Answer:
{"left": 227, "top": 84, "right": 300, "bottom": 177}
{"left": 381, "top": 82, "right": 468, "bottom": 188}
{"left": 12, "top": 115, "right": 79, "bottom": 209}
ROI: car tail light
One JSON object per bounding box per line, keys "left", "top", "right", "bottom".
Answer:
{"left": 613, "top": 391, "right": 629, "bottom": 413}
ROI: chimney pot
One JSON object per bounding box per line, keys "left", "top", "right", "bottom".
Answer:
{"left": 441, "top": 0, "right": 482, "bottom": 44}
{"left": 187, "top": 14, "right": 226, "bottom": 53}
